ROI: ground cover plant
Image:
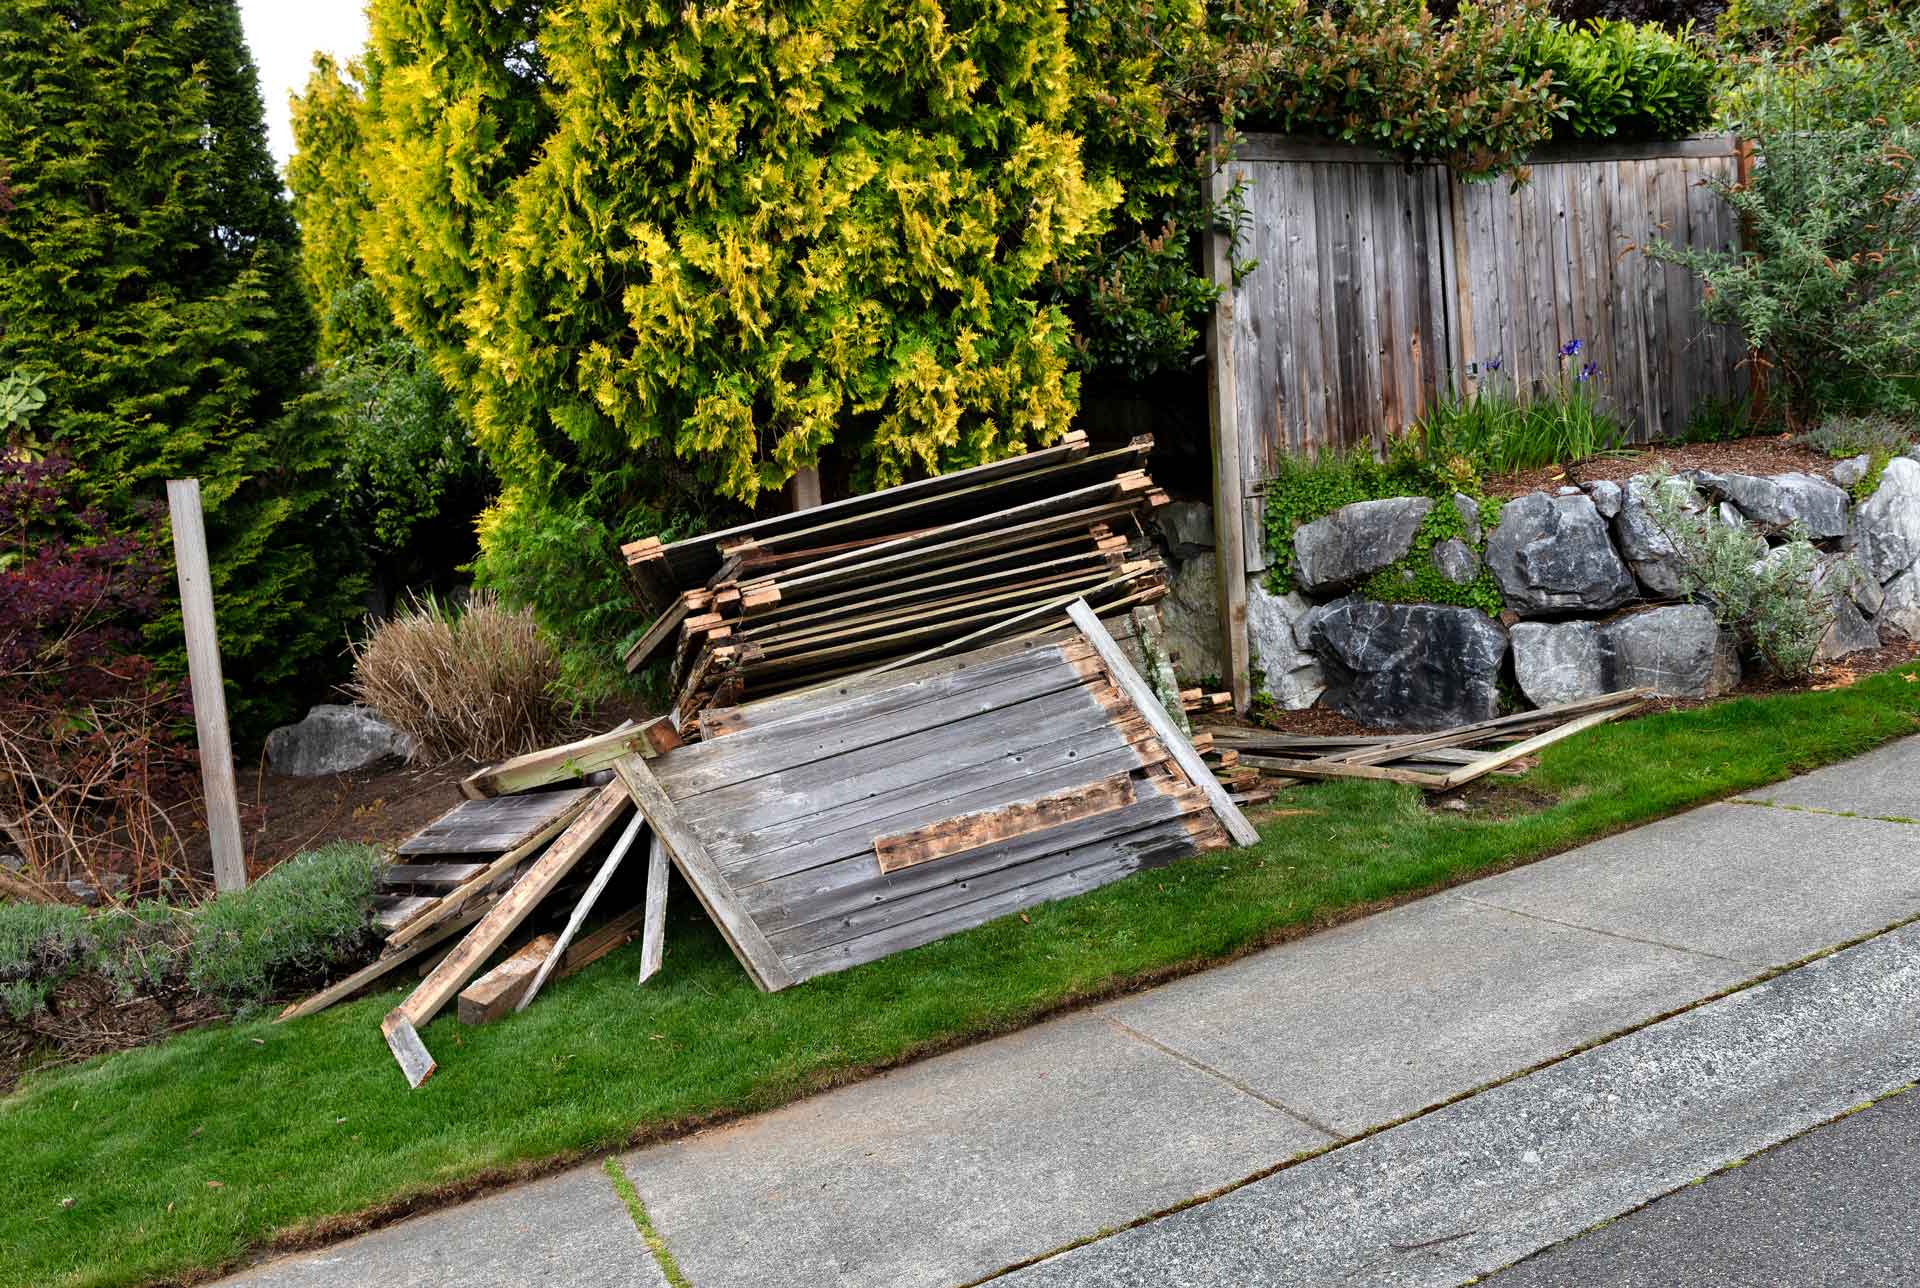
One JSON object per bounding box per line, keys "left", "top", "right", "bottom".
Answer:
{"left": 6, "top": 663, "right": 1919, "bottom": 1288}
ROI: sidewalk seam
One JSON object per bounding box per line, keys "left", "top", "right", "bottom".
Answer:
{"left": 1726, "top": 797, "right": 1920, "bottom": 827}
{"left": 602, "top": 1157, "right": 692, "bottom": 1288}
{"left": 1101, "top": 1016, "right": 1344, "bottom": 1140}
{"left": 1453, "top": 894, "right": 1761, "bottom": 967}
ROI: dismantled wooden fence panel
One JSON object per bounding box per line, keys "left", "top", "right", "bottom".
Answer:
{"left": 615, "top": 613, "right": 1244, "bottom": 992}
{"left": 397, "top": 787, "right": 597, "bottom": 855}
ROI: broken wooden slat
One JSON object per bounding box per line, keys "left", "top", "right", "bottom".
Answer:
{"left": 460, "top": 904, "right": 651, "bottom": 1024}
{"left": 612, "top": 755, "right": 796, "bottom": 992}
{"left": 638, "top": 834, "right": 670, "bottom": 984}
{"left": 516, "top": 811, "right": 649, "bottom": 1013}
{"left": 1436, "top": 702, "right": 1643, "bottom": 790}
{"left": 1312, "top": 689, "right": 1648, "bottom": 770}
{"left": 373, "top": 895, "right": 437, "bottom": 933}
{"left": 459, "top": 719, "right": 681, "bottom": 800}
{"left": 397, "top": 787, "right": 597, "bottom": 855}
{"left": 873, "top": 773, "right": 1136, "bottom": 874}
{"left": 379, "top": 863, "right": 489, "bottom": 888}
{"left": 383, "top": 782, "right": 632, "bottom": 1087}
{"left": 624, "top": 590, "right": 698, "bottom": 674}
{"left": 1066, "top": 599, "right": 1260, "bottom": 847}
{"left": 277, "top": 900, "right": 492, "bottom": 1023}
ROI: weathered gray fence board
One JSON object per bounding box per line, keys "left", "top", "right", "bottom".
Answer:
{"left": 1211, "top": 134, "right": 1745, "bottom": 470}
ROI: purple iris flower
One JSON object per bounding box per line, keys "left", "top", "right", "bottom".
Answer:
{"left": 1485, "top": 356, "right": 1503, "bottom": 372}
{"left": 1578, "top": 360, "right": 1600, "bottom": 382}
{"left": 1559, "top": 339, "right": 1584, "bottom": 359}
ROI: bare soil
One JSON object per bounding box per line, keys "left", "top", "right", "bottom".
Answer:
{"left": 1488, "top": 433, "right": 1838, "bottom": 499}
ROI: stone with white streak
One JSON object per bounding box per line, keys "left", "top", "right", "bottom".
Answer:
{"left": 1486, "top": 491, "right": 1636, "bottom": 616}
{"left": 266, "top": 705, "right": 416, "bottom": 777}
{"left": 1306, "top": 598, "right": 1508, "bottom": 730}
{"left": 1854, "top": 457, "right": 1920, "bottom": 584}
{"left": 1155, "top": 554, "right": 1225, "bottom": 682}
{"left": 1510, "top": 605, "right": 1740, "bottom": 707}
{"left": 1691, "top": 470, "right": 1851, "bottom": 540}
{"left": 1879, "top": 569, "right": 1920, "bottom": 640}
{"left": 1292, "top": 496, "right": 1433, "bottom": 593}
{"left": 1245, "top": 582, "right": 1325, "bottom": 710}
{"left": 1613, "top": 473, "right": 1702, "bottom": 599}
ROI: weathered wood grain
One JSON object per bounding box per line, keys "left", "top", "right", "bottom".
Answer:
{"left": 873, "top": 773, "right": 1137, "bottom": 875}
{"left": 459, "top": 720, "right": 679, "bottom": 799}
{"left": 397, "top": 788, "right": 597, "bottom": 855}
{"left": 638, "top": 834, "right": 670, "bottom": 984}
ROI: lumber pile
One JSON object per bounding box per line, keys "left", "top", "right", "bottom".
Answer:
{"left": 619, "top": 431, "right": 1171, "bottom": 731}
{"left": 281, "top": 600, "right": 1254, "bottom": 1090}
{"left": 1203, "top": 689, "right": 1649, "bottom": 791}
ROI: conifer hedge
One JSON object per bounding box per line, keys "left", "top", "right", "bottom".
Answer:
{"left": 0, "top": 0, "right": 358, "bottom": 733}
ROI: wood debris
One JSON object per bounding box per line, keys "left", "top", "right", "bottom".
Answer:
{"left": 1203, "top": 689, "right": 1649, "bottom": 791}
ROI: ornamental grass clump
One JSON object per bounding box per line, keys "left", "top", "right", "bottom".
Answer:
{"left": 348, "top": 591, "right": 586, "bottom": 763}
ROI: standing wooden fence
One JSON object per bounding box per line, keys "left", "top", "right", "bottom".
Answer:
{"left": 1202, "top": 133, "right": 1746, "bottom": 708}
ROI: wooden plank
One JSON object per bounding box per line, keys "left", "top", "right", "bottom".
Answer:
{"left": 380, "top": 863, "right": 488, "bottom": 888}
{"left": 386, "top": 780, "right": 632, "bottom": 1061}
{"left": 381, "top": 788, "right": 599, "bottom": 950}
{"left": 624, "top": 590, "right": 696, "bottom": 674}
{"left": 723, "top": 725, "right": 1163, "bottom": 890}
{"left": 397, "top": 788, "right": 597, "bottom": 855}
{"left": 782, "top": 816, "right": 1208, "bottom": 984}
{"left": 1068, "top": 601, "right": 1259, "bottom": 846}
{"left": 778, "top": 787, "right": 1207, "bottom": 957}
{"left": 873, "top": 774, "right": 1136, "bottom": 874}
{"left": 276, "top": 899, "right": 491, "bottom": 1023}
{"left": 373, "top": 895, "right": 437, "bottom": 933}
{"left": 459, "top": 719, "right": 679, "bottom": 799}
{"left": 166, "top": 478, "right": 245, "bottom": 893}
{"left": 456, "top": 903, "right": 652, "bottom": 1022}
{"left": 638, "top": 834, "right": 670, "bottom": 983}
{"left": 381, "top": 1013, "right": 436, "bottom": 1088}
{"left": 1437, "top": 702, "right": 1643, "bottom": 790}
{"left": 612, "top": 755, "right": 796, "bottom": 991}
{"left": 1313, "top": 690, "right": 1647, "bottom": 769}
{"left": 517, "top": 811, "right": 649, "bottom": 1012}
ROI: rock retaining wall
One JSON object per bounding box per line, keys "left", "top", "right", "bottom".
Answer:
{"left": 1155, "top": 454, "right": 1920, "bottom": 729}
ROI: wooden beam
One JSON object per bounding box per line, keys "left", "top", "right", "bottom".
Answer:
{"left": 612, "top": 755, "right": 796, "bottom": 991}
{"left": 1436, "top": 702, "right": 1643, "bottom": 790}
{"left": 166, "top": 478, "right": 245, "bottom": 892}
{"left": 1067, "top": 600, "right": 1260, "bottom": 847}
{"left": 516, "top": 811, "right": 648, "bottom": 1013}
{"left": 457, "top": 904, "right": 650, "bottom": 1024}
{"left": 638, "top": 834, "right": 670, "bottom": 984}
{"left": 873, "top": 774, "right": 1135, "bottom": 874}
{"left": 1203, "top": 131, "right": 1253, "bottom": 714}
{"left": 459, "top": 718, "right": 680, "bottom": 799}
{"left": 383, "top": 782, "right": 632, "bottom": 1086}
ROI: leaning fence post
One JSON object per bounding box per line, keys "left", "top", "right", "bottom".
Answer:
{"left": 166, "top": 478, "right": 246, "bottom": 893}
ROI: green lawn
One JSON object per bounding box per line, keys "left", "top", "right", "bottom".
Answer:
{"left": 8, "top": 663, "right": 1920, "bottom": 1288}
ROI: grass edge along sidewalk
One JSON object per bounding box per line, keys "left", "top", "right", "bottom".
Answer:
{"left": 7, "top": 663, "right": 1920, "bottom": 1288}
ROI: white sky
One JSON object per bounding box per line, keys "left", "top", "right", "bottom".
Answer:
{"left": 237, "top": 0, "right": 371, "bottom": 171}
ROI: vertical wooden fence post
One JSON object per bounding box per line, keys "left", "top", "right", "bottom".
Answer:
{"left": 788, "top": 465, "right": 823, "bottom": 512}
{"left": 166, "top": 479, "right": 246, "bottom": 893}
{"left": 1204, "top": 125, "right": 1253, "bottom": 714}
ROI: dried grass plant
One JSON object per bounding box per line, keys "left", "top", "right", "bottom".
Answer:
{"left": 348, "top": 592, "right": 586, "bottom": 763}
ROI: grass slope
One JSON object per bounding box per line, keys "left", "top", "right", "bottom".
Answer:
{"left": 7, "top": 664, "right": 1919, "bottom": 1288}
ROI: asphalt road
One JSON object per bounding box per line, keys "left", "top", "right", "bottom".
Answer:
{"left": 1486, "top": 1084, "right": 1920, "bottom": 1287}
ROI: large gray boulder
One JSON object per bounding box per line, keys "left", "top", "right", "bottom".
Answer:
{"left": 1155, "top": 501, "right": 1216, "bottom": 561}
{"left": 1819, "top": 597, "right": 1882, "bottom": 661}
{"left": 1155, "top": 553, "right": 1224, "bottom": 681}
{"left": 1613, "top": 473, "right": 1701, "bottom": 599}
{"left": 1692, "top": 471, "right": 1851, "bottom": 540}
{"left": 1879, "top": 568, "right": 1920, "bottom": 640}
{"left": 1246, "top": 582, "right": 1325, "bottom": 710}
{"left": 1854, "top": 456, "right": 1920, "bottom": 584}
{"left": 1510, "top": 605, "right": 1741, "bottom": 707}
{"left": 1486, "top": 491, "right": 1636, "bottom": 617}
{"left": 1306, "top": 598, "right": 1508, "bottom": 730}
{"left": 266, "top": 704, "right": 416, "bottom": 776}
{"left": 1583, "top": 478, "right": 1623, "bottom": 519}
{"left": 1292, "top": 496, "right": 1433, "bottom": 593}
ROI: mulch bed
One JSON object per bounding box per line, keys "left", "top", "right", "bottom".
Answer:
{"left": 1488, "top": 433, "right": 1836, "bottom": 499}
{"left": 1, "top": 972, "right": 226, "bottom": 1094}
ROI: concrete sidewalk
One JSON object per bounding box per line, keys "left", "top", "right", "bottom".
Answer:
{"left": 223, "top": 736, "right": 1920, "bottom": 1288}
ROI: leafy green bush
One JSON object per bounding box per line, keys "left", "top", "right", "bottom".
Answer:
{"left": 1797, "top": 412, "right": 1917, "bottom": 460}
{"left": 1520, "top": 18, "right": 1716, "bottom": 142}
{"left": 1639, "top": 467, "right": 1857, "bottom": 678}
{"left": 185, "top": 844, "right": 382, "bottom": 1011}
{"left": 1650, "top": 4, "right": 1920, "bottom": 424}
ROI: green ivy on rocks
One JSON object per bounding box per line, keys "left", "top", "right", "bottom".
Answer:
{"left": 1357, "top": 499, "right": 1506, "bottom": 617}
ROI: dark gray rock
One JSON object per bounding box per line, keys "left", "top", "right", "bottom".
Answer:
{"left": 1486, "top": 492, "right": 1637, "bottom": 617}
{"left": 1854, "top": 457, "right": 1920, "bottom": 584}
{"left": 266, "top": 704, "right": 416, "bottom": 776}
{"left": 1615, "top": 473, "right": 1703, "bottom": 599}
{"left": 1246, "top": 582, "right": 1324, "bottom": 710}
{"left": 1605, "top": 605, "right": 1742, "bottom": 698}
{"left": 1431, "top": 537, "right": 1481, "bottom": 585}
{"left": 1693, "top": 470, "right": 1851, "bottom": 540}
{"left": 1306, "top": 598, "right": 1508, "bottom": 730}
{"left": 1453, "top": 493, "right": 1484, "bottom": 544}
{"left": 1511, "top": 606, "right": 1740, "bottom": 707}
{"left": 1293, "top": 496, "right": 1433, "bottom": 593}
{"left": 1155, "top": 501, "right": 1216, "bottom": 561}
{"left": 1155, "top": 555, "right": 1224, "bottom": 682}
{"left": 1584, "top": 479, "right": 1624, "bottom": 519}
{"left": 1818, "top": 597, "right": 1881, "bottom": 662}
